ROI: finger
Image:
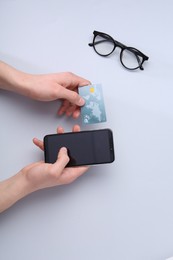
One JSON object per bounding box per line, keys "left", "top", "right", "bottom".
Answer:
{"left": 72, "top": 73, "right": 91, "bottom": 87}
{"left": 58, "top": 88, "right": 85, "bottom": 107}
{"left": 72, "top": 108, "right": 80, "bottom": 119}
{"left": 52, "top": 147, "right": 70, "bottom": 173}
{"left": 58, "top": 100, "right": 79, "bottom": 118}
{"left": 57, "top": 126, "right": 64, "bottom": 134}
{"left": 59, "top": 72, "right": 91, "bottom": 88}
{"left": 59, "top": 166, "right": 90, "bottom": 185}
{"left": 67, "top": 73, "right": 91, "bottom": 88}
{"left": 65, "top": 104, "right": 77, "bottom": 117}
{"left": 58, "top": 100, "right": 71, "bottom": 116}
{"left": 72, "top": 124, "right": 80, "bottom": 132}
{"left": 33, "top": 138, "right": 44, "bottom": 151}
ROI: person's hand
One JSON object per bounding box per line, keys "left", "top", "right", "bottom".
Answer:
{"left": 0, "top": 125, "right": 89, "bottom": 213}
{"left": 24, "top": 72, "right": 90, "bottom": 118}
{"left": 0, "top": 62, "right": 90, "bottom": 118}
{"left": 23, "top": 125, "right": 89, "bottom": 193}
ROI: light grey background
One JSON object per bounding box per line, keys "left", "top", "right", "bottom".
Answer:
{"left": 0, "top": 1, "right": 173, "bottom": 260}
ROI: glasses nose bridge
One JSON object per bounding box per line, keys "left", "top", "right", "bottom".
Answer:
{"left": 109, "top": 39, "right": 124, "bottom": 55}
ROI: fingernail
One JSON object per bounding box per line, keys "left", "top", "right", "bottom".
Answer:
{"left": 78, "top": 97, "right": 85, "bottom": 106}
{"left": 60, "top": 147, "right": 67, "bottom": 153}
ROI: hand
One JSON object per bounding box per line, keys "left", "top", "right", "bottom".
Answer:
{"left": 24, "top": 72, "right": 90, "bottom": 118}
{"left": 0, "top": 125, "right": 89, "bottom": 213}
{"left": 0, "top": 62, "right": 90, "bottom": 118}
{"left": 23, "top": 125, "right": 89, "bottom": 193}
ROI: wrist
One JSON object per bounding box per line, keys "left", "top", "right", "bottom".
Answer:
{"left": 0, "top": 170, "right": 32, "bottom": 213}
{"left": 0, "top": 61, "right": 31, "bottom": 97}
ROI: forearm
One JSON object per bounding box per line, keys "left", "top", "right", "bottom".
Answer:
{"left": 0, "top": 171, "right": 31, "bottom": 213}
{"left": 0, "top": 61, "right": 30, "bottom": 96}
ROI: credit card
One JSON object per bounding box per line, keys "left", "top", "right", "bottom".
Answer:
{"left": 78, "top": 84, "right": 107, "bottom": 124}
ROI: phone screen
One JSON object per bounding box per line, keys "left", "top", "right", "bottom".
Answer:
{"left": 44, "top": 129, "right": 114, "bottom": 167}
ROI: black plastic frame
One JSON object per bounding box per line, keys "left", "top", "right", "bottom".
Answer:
{"left": 89, "top": 30, "right": 149, "bottom": 71}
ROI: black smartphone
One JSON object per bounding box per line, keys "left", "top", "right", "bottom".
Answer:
{"left": 44, "top": 128, "right": 115, "bottom": 167}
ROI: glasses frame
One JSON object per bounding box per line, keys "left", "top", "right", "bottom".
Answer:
{"left": 89, "top": 30, "right": 149, "bottom": 71}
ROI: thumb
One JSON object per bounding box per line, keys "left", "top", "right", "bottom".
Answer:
{"left": 59, "top": 88, "right": 85, "bottom": 106}
{"left": 53, "top": 147, "right": 70, "bottom": 171}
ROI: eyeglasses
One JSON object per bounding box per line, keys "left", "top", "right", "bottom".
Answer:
{"left": 88, "top": 30, "right": 149, "bottom": 71}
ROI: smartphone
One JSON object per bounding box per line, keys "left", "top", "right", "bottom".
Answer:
{"left": 44, "top": 128, "right": 115, "bottom": 167}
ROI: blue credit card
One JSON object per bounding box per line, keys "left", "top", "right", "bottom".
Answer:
{"left": 78, "top": 84, "right": 107, "bottom": 124}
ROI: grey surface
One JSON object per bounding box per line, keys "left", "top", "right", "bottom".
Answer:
{"left": 0, "top": 1, "right": 173, "bottom": 260}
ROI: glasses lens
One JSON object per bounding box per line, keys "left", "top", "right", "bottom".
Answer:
{"left": 121, "top": 48, "right": 142, "bottom": 69}
{"left": 94, "top": 35, "right": 115, "bottom": 56}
